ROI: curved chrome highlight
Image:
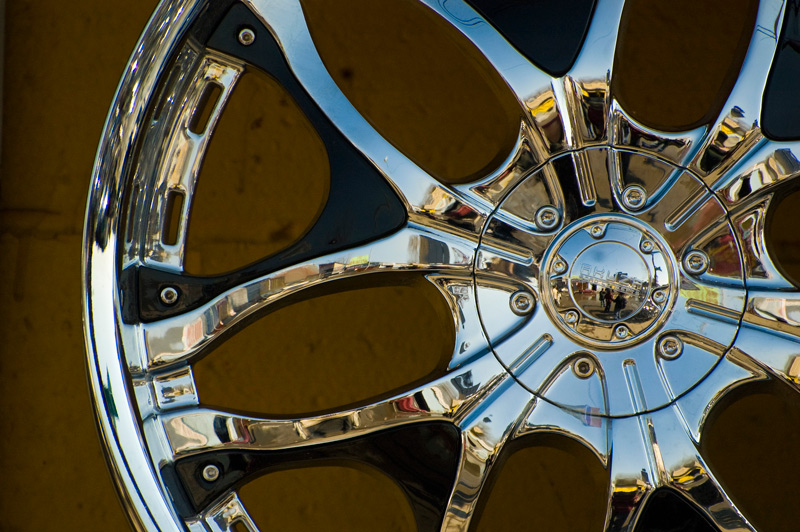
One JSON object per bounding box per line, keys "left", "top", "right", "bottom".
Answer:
{"left": 84, "top": 1, "right": 207, "bottom": 530}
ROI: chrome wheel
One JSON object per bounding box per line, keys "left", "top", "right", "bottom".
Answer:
{"left": 84, "top": 1, "right": 800, "bottom": 530}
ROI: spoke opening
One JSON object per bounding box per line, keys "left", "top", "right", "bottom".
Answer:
{"left": 612, "top": 0, "right": 759, "bottom": 132}
{"left": 185, "top": 69, "right": 329, "bottom": 275}
{"left": 761, "top": 0, "right": 800, "bottom": 141}
{"left": 169, "top": 422, "right": 461, "bottom": 530}
{"left": 764, "top": 182, "right": 800, "bottom": 287}
{"left": 238, "top": 465, "right": 416, "bottom": 531}
{"left": 701, "top": 378, "right": 800, "bottom": 532}
{"left": 470, "top": 433, "right": 608, "bottom": 532}
{"left": 300, "top": 0, "right": 522, "bottom": 184}
{"left": 634, "top": 489, "right": 717, "bottom": 532}
{"left": 464, "top": 0, "right": 596, "bottom": 78}
{"left": 192, "top": 274, "right": 456, "bottom": 416}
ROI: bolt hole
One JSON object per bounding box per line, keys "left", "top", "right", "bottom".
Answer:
{"left": 232, "top": 520, "right": 249, "bottom": 532}
{"left": 573, "top": 356, "right": 595, "bottom": 378}
{"left": 189, "top": 82, "right": 223, "bottom": 135}
{"left": 162, "top": 189, "right": 185, "bottom": 246}
{"left": 124, "top": 183, "right": 139, "bottom": 244}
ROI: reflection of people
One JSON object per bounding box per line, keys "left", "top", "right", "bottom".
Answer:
{"left": 604, "top": 289, "right": 613, "bottom": 312}
{"left": 614, "top": 293, "right": 627, "bottom": 317}
{"left": 598, "top": 288, "right": 605, "bottom": 301}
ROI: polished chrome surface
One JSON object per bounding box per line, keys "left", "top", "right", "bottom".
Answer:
{"left": 84, "top": 1, "right": 800, "bottom": 531}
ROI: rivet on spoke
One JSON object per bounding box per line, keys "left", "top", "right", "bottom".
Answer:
{"left": 640, "top": 239, "right": 654, "bottom": 253}
{"left": 573, "top": 356, "right": 595, "bottom": 379}
{"left": 553, "top": 259, "right": 568, "bottom": 275}
{"left": 535, "top": 205, "right": 561, "bottom": 231}
{"left": 658, "top": 336, "right": 683, "bottom": 359}
{"left": 510, "top": 290, "right": 536, "bottom": 316}
{"left": 614, "top": 325, "right": 630, "bottom": 339}
{"left": 652, "top": 289, "right": 667, "bottom": 304}
{"left": 590, "top": 224, "right": 605, "bottom": 239}
{"left": 564, "top": 310, "right": 579, "bottom": 325}
{"left": 622, "top": 185, "right": 647, "bottom": 211}
{"left": 202, "top": 464, "right": 220, "bottom": 482}
{"left": 683, "top": 250, "right": 709, "bottom": 275}
{"left": 238, "top": 27, "right": 256, "bottom": 46}
{"left": 160, "top": 286, "right": 179, "bottom": 306}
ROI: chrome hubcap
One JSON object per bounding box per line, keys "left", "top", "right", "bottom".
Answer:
{"left": 475, "top": 148, "right": 748, "bottom": 416}
{"left": 542, "top": 214, "right": 674, "bottom": 344}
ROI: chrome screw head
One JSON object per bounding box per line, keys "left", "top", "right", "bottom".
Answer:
{"left": 202, "top": 464, "right": 220, "bottom": 482}
{"left": 553, "top": 259, "right": 568, "bottom": 274}
{"left": 684, "top": 250, "right": 709, "bottom": 275}
{"left": 590, "top": 224, "right": 604, "bottom": 239}
{"left": 573, "top": 357, "right": 595, "bottom": 379}
{"left": 614, "top": 325, "right": 630, "bottom": 339}
{"left": 640, "top": 239, "right": 654, "bottom": 253}
{"left": 652, "top": 289, "right": 667, "bottom": 304}
{"left": 622, "top": 185, "right": 647, "bottom": 210}
{"left": 160, "top": 286, "right": 179, "bottom": 306}
{"left": 564, "top": 310, "right": 579, "bottom": 325}
{"left": 535, "top": 205, "right": 561, "bottom": 231}
{"left": 658, "top": 336, "right": 683, "bottom": 359}
{"left": 510, "top": 290, "right": 535, "bottom": 316}
{"left": 238, "top": 27, "right": 256, "bottom": 46}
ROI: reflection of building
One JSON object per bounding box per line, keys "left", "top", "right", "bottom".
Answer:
{"left": 578, "top": 265, "right": 647, "bottom": 298}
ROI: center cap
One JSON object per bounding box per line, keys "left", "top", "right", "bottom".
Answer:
{"left": 569, "top": 242, "right": 649, "bottom": 321}
{"left": 473, "top": 147, "right": 748, "bottom": 418}
{"left": 541, "top": 215, "right": 676, "bottom": 347}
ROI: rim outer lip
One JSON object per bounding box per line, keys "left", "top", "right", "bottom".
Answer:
{"left": 82, "top": 0, "right": 203, "bottom": 530}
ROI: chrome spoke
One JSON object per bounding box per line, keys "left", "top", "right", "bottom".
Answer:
{"left": 714, "top": 139, "right": 800, "bottom": 210}
{"left": 441, "top": 377, "right": 533, "bottom": 531}
{"left": 515, "top": 352, "right": 767, "bottom": 532}
{"left": 426, "top": 272, "right": 493, "bottom": 370}
{"left": 601, "top": 362, "right": 763, "bottom": 532}
{"left": 610, "top": 103, "right": 708, "bottom": 168}
{"left": 736, "top": 289, "right": 800, "bottom": 389}
{"left": 688, "top": 0, "right": 786, "bottom": 184}
{"left": 561, "top": 0, "right": 627, "bottom": 149}
{"left": 462, "top": 122, "right": 542, "bottom": 208}
{"left": 603, "top": 415, "right": 656, "bottom": 532}
{"left": 160, "top": 354, "right": 505, "bottom": 458}
{"left": 417, "top": 0, "right": 574, "bottom": 167}
{"left": 727, "top": 192, "right": 797, "bottom": 289}
{"left": 242, "top": 0, "right": 490, "bottom": 220}
{"left": 200, "top": 493, "right": 260, "bottom": 532}
{"left": 142, "top": 223, "right": 477, "bottom": 369}
{"left": 517, "top": 397, "right": 610, "bottom": 469}
{"left": 653, "top": 408, "right": 755, "bottom": 532}
{"left": 416, "top": 0, "right": 551, "bottom": 103}
{"left": 672, "top": 349, "right": 768, "bottom": 444}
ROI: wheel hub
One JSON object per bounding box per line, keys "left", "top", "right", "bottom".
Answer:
{"left": 474, "top": 149, "right": 748, "bottom": 417}
{"left": 542, "top": 215, "right": 676, "bottom": 348}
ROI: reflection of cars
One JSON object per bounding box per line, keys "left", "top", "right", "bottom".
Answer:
{"left": 82, "top": 1, "right": 800, "bottom": 531}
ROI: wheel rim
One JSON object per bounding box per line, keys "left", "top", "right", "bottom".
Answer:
{"left": 83, "top": 1, "right": 800, "bottom": 531}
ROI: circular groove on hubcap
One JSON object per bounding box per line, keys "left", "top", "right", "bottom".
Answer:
{"left": 475, "top": 148, "right": 748, "bottom": 417}
{"left": 543, "top": 214, "right": 676, "bottom": 347}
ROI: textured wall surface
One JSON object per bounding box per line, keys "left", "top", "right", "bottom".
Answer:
{"left": 2, "top": 1, "right": 799, "bottom": 531}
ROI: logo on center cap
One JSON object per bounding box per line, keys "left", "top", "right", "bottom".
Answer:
{"left": 569, "top": 242, "right": 650, "bottom": 322}
{"left": 541, "top": 215, "right": 676, "bottom": 347}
